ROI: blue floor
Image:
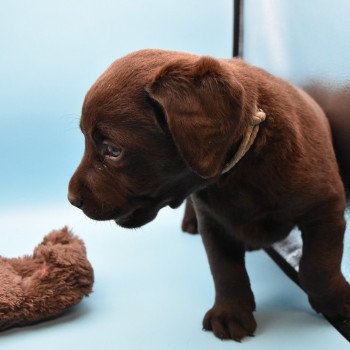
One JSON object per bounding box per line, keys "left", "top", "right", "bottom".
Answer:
{"left": 0, "top": 204, "right": 349, "bottom": 349}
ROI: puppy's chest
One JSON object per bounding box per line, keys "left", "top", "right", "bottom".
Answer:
{"left": 196, "top": 182, "right": 273, "bottom": 222}
{"left": 196, "top": 181, "right": 290, "bottom": 228}
{"left": 194, "top": 182, "right": 294, "bottom": 247}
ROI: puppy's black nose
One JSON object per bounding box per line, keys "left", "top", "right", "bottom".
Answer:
{"left": 68, "top": 192, "right": 83, "bottom": 208}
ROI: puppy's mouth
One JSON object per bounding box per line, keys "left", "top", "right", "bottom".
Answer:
{"left": 115, "top": 207, "right": 159, "bottom": 228}
{"left": 80, "top": 190, "right": 187, "bottom": 229}
{"left": 115, "top": 197, "right": 184, "bottom": 229}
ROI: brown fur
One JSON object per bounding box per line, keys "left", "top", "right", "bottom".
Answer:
{"left": 68, "top": 49, "right": 350, "bottom": 341}
{"left": 304, "top": 84, "right": 350, "bottom": 195}
{"left": 0, "top": 227, "right": 94, "bottom": 331}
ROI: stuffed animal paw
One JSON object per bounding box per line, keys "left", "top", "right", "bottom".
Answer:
{"left": 0, "top": 227, "right": 94, "bottom": 331}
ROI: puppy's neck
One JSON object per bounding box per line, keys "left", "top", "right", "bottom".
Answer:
{"left": 221, "top": 108, "right": 266, "bottom": 174}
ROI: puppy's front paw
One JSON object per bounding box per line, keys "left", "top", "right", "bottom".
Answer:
{"left": 202, "top": 303, "right": 257, "bottom": 341}
{"left": 308, "top": 282, "right": 350, "bottom": 319}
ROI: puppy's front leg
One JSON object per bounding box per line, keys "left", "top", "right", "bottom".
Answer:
{"left": 199, "top": 217, "right": 257, "bottom": 341}
{"left": 298, "top": 197, "right": 350, "bottom": 319}
{"left": 181, "top": 197, "right": 198, "bottom": 234}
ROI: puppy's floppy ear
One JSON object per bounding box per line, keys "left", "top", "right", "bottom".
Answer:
{"left": 146, "top": 56, "right": 247, "bottom": 178}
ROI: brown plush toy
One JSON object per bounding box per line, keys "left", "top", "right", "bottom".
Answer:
{"left": 0, "top": 227, "right": 94, "bottom": 331}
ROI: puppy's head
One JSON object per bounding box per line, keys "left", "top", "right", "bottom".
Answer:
{"left": 68, "top": 49, "right": 248, "bottom": 228}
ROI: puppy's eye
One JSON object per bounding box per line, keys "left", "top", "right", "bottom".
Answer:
{"left": 102, "top": 141, "right": 122, "bottom": 159}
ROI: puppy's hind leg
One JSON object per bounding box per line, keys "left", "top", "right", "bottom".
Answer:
{"left": 181, "top": 197, "right": 199, "bottom": 234}
{"left": 298, "top": 196, "right": 350, "bottom": 319}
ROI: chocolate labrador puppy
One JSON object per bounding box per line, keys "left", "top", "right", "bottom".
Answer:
{"left": 68, "top": 49, "right": 350, "bottom": 341}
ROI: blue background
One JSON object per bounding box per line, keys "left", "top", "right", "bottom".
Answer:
{"left": 0, "top": 1, "right": 348, "bottom": 349}
{"left": 0, "top": 0, "right": 231, "bottom": 208}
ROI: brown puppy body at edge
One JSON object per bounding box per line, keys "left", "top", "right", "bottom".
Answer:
{"left": 68, "top": 49, "right": 350, "bottom": 341}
